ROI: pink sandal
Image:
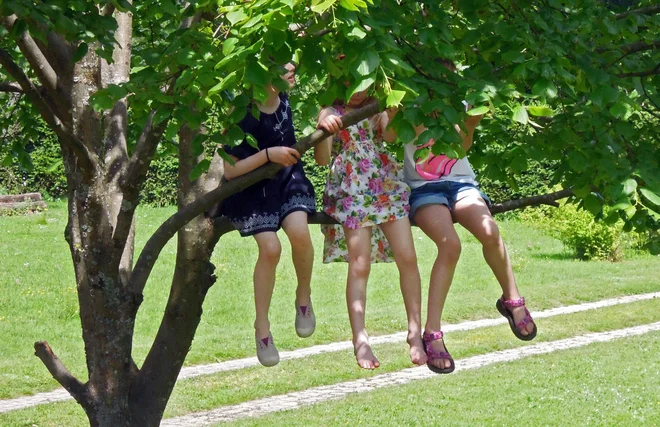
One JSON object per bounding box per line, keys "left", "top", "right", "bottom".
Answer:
{"left": 422, "top": 330, "right": 455, "bottom": 374}
{"left": 496, "top": 296, "right": 537, "bottom": 341}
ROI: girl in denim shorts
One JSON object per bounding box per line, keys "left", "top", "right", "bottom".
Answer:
{"left": 402, "top": 109, "right": 537, "bottom": 374}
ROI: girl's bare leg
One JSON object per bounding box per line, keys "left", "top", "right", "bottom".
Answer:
{"left": 282, "top": 211, "right": 314, "bottom": 306}
{"left": 252, "top": 232, "right": 282, "bottom": 339}
{"left": 414, "top": 204, "right": 460, "bottom": 370}
{"left": 345, "top": 226, "right": 380, "bottom": 369}
{"left": 379, "top": 217, "right": 426, "bottom": 366}
{"left": 453, "top": 196, "right": 535, "bottom": 336}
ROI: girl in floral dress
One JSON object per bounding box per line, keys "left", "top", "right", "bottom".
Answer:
{"left": 315, "top": 89, "right": 426, "bottom": 369}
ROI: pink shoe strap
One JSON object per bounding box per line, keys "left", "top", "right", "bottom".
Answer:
{"left": 516, "top": 308, "right": 534, "bottom": 330}
{"left": 423, "top": 330, "right": 444, "bottom": 342}
{"left": 502, "top": 296, "right": 526, "bottom": 308}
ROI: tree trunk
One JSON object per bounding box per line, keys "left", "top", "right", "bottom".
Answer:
{"left": 129, "top": 125, "right": 224, "bottom": 425}
{"left": 58, "top": 10, "right": 139, "bottom": 426}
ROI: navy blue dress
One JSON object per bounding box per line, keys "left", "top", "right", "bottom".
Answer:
{"left": 222, "top": 93, "right": 316, "bottom": 236}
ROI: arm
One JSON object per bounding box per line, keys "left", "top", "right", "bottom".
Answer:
{"left": 380, "top": 108, "right": 398, "bottom": 143}
{"left": 223, "top": 146, "right": 301, "bottom": 180}
{"left": 315, "top": 107, "right": 342, "bottom": 166}
{"left": 455, "top": 113, "right": 484, "bottom": 152}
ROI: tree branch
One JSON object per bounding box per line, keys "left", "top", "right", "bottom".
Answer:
{"left": 2, "top": 15, "right": 72, "bottom": 123}
{"left": 128, "top": 102, "right": 380, "bottom": 296}
{"left": 34, "top": 341, "right": 89, "bottom": 408}
{"left": 597, "top": 39, "right": 660, "bottom": 54}
{"left": 0, "top": 81, "right": 23, "bottom": 93}
{"left": 616, "top": 62, "right": 660, "bottom": 78}
{"left": 101, "top": 3, "right": 116, "bottom": 16}
{"left": 0, "top": 48, "right": 95, "bottom": 171}
{"left": 125, "top": 9, "right": 203, "bottom": 187}
{"left": 490, "top": 188, "right": 574, "bottom": 214}
{"left": 212, "top": 189, "right": 576, "bottom": 234}
{"left": 615, "top": 5, "right": 660, "bottom": 20}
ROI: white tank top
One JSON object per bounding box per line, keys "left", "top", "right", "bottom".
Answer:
{"left": 403, "top": 139, "right": 477, "bottom": 189}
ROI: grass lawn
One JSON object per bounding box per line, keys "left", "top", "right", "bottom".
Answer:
{"left": 0, "top": 202, "right": 658, "bottom": 426}
{"left": 224, "top": 331, "right": 660, "bottom": 427}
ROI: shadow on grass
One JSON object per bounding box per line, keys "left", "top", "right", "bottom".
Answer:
{"left": 530, "top": 251, "right": 576, "bottom": 261}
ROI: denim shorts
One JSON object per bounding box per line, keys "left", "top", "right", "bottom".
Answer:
{"left": 409, "top": 181, "right": 491, "bottom": 219}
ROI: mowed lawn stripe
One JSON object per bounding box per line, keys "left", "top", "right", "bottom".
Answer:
{"left": 1, "top": 291, "right": 658, "bottom": 415}
{"left": 161, "top": 321, "right": 660, "bottom": 426}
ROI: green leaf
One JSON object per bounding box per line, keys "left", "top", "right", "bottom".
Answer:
{"left": 527, "top": 106, "right": 553, "bottom": 117}
{"left": 467, "top": 106, "right": 488, "bottom": 116}
{"left": 153, "top": 108, "right": 171, "bottom": 125}
{"left": 382, "top": 53, "right": 415, "bottom": 74}
{"left": 512, "top": 105, "right": 528, "bottom": 124}
{"left": 17, "top": 151, "right": 34, "bottom": 172}
{"left": 346, "top": 76, "right": 375, "bottom": 99}
{"left": 622, "top": 178, "right": 637, "bottom": 196}
{"left": 396, "top": 121, "right": 416, "bottom": 144}
{"left": 640, "top": 188, "right": 660, "bottom": 207}
{"left": 354, "top": 50, "right": 380, "bottom": 77}
{"left": 91, "top": 94, "right": 114, "bottom": 111}
{"left": 385, "top": 90, "right": 406, "bottom": 107}
{"left": 347, "top": 26, "right": 367, "bottom": 39}
{"left": 72, "top": 43, "right": 88, "bottom": 62}
{"left": 609, "top": 102, "right": 631, "bottom": 120}
{"left": 1, "top": 153, "right": 14, "bottom": 167}
{"left": 208, "top": 70, "right": 240, "bottom": 96}
{"left": 311, "top": 0, "right": 336, "bottom": 13}
{"left": 339, "top": 0, "right": 367, "bottom": 10}
{"left": 188, "top": 158, "right": 211, "bottom": 181}
{"left": 227, "top": 9, "right": 248, "bottom": 25}
{"left": 245, "top": 62, "right": 270, "bottom": 86}
{"left": 112, "top": 0, "right": 133, "bottom": 12}
{"left": 532, "top": 79, "right": 557, "bottom": 98}
{"left": 223, "top": 38, "right": 239, "bottom": 56}
{"left": 582, "top": 193, "right": 602, "bottom": 215}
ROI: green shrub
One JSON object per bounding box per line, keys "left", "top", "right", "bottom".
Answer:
{"left": 140, "top": 148, "right": 179, "bottom": 207}
{"left": 544, "top": 202, "right": 624, "bottom": 261}
{"left": 0, "top": 125, "right": 67, "bottom": 200}
{"left": 301, "top": 150, "right": 327, "bottom": 208}
{"left": 478, "top": 159, "right": 558, "bottom": 220}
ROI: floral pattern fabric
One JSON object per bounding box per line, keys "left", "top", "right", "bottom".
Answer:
{"left": 322, "top": 106, "right": 411, "bottom": 263}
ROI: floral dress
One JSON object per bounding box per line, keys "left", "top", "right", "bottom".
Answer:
{"left": 322, "top": 105, "right": 411, "bottom": 263}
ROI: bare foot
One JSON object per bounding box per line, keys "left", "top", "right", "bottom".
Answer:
{"left": 407, "top": 333, "right": 427, "bottom": 365}
{"left": 510, "top": 305, "right": 535, "bottom": 336}
{"left": 353, "top": 341, "right": 380, "bottom": 370}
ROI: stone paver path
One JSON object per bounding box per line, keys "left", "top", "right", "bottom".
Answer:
{"left": 161, "top": 321, "right": 660, "bottom": 426}
{"left": 1, "top": 292, "right": 658, "bottom": 414}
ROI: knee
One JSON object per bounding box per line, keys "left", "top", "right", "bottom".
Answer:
{"left": 349, "top": 257, "right": 371, "bottom": 279}
{"left": 478, "top": 221, "right": 502, "bottom": 248}
{"left": 287, "top": 226, "right": 313, "bottom": 251}
{"left": 436, "top": 236, "right": 461, "bottom": 264}
{"left": 259, "top": 239, "right": 282, "bottom": 264}
{"left": 395, "top": 248, "right": 418, "bottom": 271}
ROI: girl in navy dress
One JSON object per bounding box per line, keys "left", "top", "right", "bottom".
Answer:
{"left": 222, "top": 63, "right": 316, "bottom": 367}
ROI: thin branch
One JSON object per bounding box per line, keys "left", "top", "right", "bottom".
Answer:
{"left": 2, "top": 15, "right": 71, "bottom": 122}
{"left": 597, "top": 39, "right": 660, "bottom": 54}
{"left": 641, "top": 77, "right": 660, "bottom": 109}
{"left": 0, "top": 48, "right": 95, "bottom": 170}
{"left": 34, "top": 342, "right": 89, "bottom": 408}
{"left": 0, "top": 81, "right": 23, "bottom": 93}
{"left": 101, "top": 3, "right": 116, "bottom": 16}
{"left": 490, "top": 188, "right": 574, "bottom": 214}
{"left": 616, "top": 62, "right": 660, "bottom": 78}
{"left": 615, "top": 5, "right": 660, "bottom": 20}
{"left": 128, "top": 102, "right": 381, "bottom": 296}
